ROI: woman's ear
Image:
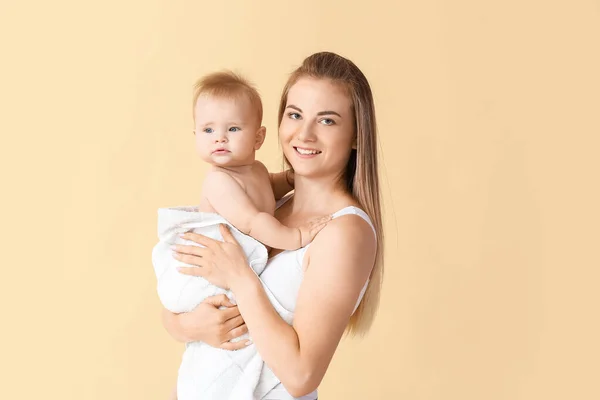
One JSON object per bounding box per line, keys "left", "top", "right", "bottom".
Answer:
{"left": 254, "top": 126, "right": 267, "bottom": 150}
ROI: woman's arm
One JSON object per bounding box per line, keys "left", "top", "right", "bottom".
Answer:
{"left": 269, "top": 170, "right": 294, "bottom": 200}
{"left": 229, "top": 216, "right": 376, "bottom": 396}
{"left": 161, "top": 294, "right": 250, "bottom": 350}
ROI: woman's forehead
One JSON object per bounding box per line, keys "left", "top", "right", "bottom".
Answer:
{"left": 287, "top": 77, "right": 352, "bottom": 112}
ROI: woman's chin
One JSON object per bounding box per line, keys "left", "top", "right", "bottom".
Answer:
{"left": 287, "top": 165, "right": 322, "bottom": 180}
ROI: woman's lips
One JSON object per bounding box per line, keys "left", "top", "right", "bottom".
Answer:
{"left": 294, "top": 146, "right": 321, "bottom": 158}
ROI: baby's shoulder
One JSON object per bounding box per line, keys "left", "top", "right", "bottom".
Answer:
{"left": 205, "top": 167, "right": 245, "bottom": 189}
{"left": 251, "top": 160, "right": 269, "bottom": 175}
{"left": 250, "top": 161, "right": 273, "bottom": 185}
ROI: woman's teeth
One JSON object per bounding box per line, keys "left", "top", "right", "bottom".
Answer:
{"left": 295, "top": 147, "right": 321, "bottom": 155}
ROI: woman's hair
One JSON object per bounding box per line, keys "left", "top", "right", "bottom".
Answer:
{"left": 278, "top": 52, "right": 384, "bottom": 336}
{"left": 192, "top": 70, "right": 263, "bottom": 124}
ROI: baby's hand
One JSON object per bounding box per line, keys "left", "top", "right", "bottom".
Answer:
{"left": 298, "top": 215, "right": 333, "bottom": 247}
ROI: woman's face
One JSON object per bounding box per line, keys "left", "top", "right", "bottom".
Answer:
{"left": 279, "top": 77, "right": 355, "bottom": 181}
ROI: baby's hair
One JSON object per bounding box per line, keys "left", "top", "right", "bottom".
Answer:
{"left": 192, "top": 70, "right": 263, "bottom": 124}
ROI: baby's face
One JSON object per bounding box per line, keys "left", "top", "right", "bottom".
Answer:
{"left": 193, "top": 94, "right": 262, "bottom": 167}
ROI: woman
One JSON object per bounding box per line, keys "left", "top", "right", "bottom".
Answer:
{"left": 163, "top": 51, "right": 384, "bottom": 399}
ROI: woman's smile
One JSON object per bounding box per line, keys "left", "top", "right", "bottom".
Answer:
{"left": 293, "top": 146, "right": 322, "bottom": 157}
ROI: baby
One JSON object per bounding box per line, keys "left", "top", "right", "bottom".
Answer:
{"left": 190, "top": 71, "right": 329, "bottom": 250}
{"left": 151, "top": 71, "right": 330, "bottom": 400}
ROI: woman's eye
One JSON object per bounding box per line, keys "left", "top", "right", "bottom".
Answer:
{"left": 319, "top": 118, "right": 335, "bottom": 125}
{"left": 203, "top": 127, "right": 214, "bottom": 134}
{"left": 229, "top": 127, "right": 241, "bottom": 132}
{"left": 288, "top": 112, "right": 301, "bottom": 120}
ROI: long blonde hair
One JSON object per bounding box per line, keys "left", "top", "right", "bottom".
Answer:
{"left": 278, "top": 52, "right": 384, "bottom": 336}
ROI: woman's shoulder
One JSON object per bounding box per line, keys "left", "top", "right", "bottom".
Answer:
{"left": 326, "top": 194, "right": 376, "bottom": 237}
{"left": 331, "top": 205, "right": 376, "bottom": 236}
{"left": 327, "top": 209, "right": 375, "bottom": 242}
{"left": 304, "top": 209, "right": 376, "bottom": 284}
{"left": 310, "top": 206, "right": 376, "bottom": 257}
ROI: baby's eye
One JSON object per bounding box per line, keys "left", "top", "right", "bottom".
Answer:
{"left": 203, "top": 127, "right": 214, "bottom": 134}
{"left": 229, "top": 127, "right": 241, "bottom": 132}
{"left": 319, "top": 118, "right": 335, "bottom": 126}
{"left": 288, "top": 112, "right": 301, "bottom": 120}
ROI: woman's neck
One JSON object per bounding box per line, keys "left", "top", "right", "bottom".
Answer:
{"left": 291, "top": 174, "right": 350, "bottom": 214}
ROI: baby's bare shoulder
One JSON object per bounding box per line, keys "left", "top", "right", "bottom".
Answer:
{"left": 252, "top": 160, "right": 269, "bottom": 174}
{"left": 250, "top": 161, "right": 273, "bottom": 183}
{"left": 205, "top": 168, "right": 245, "bottom": 190}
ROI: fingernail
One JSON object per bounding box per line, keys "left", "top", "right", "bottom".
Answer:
{"left": 230, "top": 298, "right": 237, "bottom": 305}
{"left": 170, "top": 245, "right": 177, "bottom": 250}
{"left": 245, "top": 340, "right": 252, "bottom": 346}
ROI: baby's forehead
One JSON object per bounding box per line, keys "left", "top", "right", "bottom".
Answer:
{"left": 198, "top": 93, "right": 255, "bottom": 110}
{"left": 197, "top": 92, "right": 244, "bottom": 105}
{"left": 195, "top": 93, "right": 260, "bottom": 122}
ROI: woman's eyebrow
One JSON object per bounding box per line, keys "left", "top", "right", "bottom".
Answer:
{"left": 317, "top": 110, "right": 342, "bottom": 117}
{"left": 286, "top": 104, "right": 341, "bottom": 118}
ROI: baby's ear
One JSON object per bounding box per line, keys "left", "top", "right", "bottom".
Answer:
{"left": 254, "top": 126, "right": 267, "bottom": 150}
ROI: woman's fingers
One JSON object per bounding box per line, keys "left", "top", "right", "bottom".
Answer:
{"left": 219, "top": 224, "right": 236, "bottom": 243}
{"left": 220, "top": 305, "right": 241, "bottom": 320}
{"left": 203, "top": 294, "right": 236, "bottom": 308}
{"left": 176, "top": 266, "right": 204, "bottom": 277}
{"left": 219, "top": 338, "right": 251, "bottom": 351}
{"left": 223, "top": 314, "right": 244, "bottom": 331}
{"left": 174, "top": 252, "right": 205, "bottom": 267}
{"left": 226, "top": 324, "right": 249, "bottom": 341}
{"left": 181, "top": 231, "right": 218, "bottom": 250}
{"left": 172, "top": 244, "right": 208, "bottom": 257}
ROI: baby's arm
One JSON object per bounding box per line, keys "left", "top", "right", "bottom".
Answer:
{"left": 269, "top": 170, "right": 294, "bottom": 200}
{"left": 203, "top": 171, "right": 328, "bottom": 250}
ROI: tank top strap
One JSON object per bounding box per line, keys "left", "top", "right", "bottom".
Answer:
{"left": 275, "top": 191, "right": 294, "bottom": 209}
{"left": 331, "top": 206, "right": 377, "bottom": 240}
{"left": 277, "top": 194, "right": 376, "bottom": 241}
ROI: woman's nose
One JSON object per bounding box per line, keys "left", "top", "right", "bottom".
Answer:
{"left": 296, "top": 123, "right": 317, "bottom": 142}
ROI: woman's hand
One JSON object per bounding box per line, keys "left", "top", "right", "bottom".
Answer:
{"left": 173, "top": 224, "right": 254, "bottom": 291}
{"left": 162, "top": 294, "right": 250, "bottom": 350}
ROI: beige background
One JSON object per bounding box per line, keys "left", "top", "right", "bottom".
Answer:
{"left": 1, "top": 0, "right": 599, "bottom": 399}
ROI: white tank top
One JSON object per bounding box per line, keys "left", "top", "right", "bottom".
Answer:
{"left": 259, "top": 194, "right": 376, "bottom": 399}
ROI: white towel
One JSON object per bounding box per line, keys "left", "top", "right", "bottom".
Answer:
{"left": 152, "top": 206, "right": 293, "bottom": 400}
